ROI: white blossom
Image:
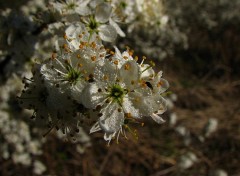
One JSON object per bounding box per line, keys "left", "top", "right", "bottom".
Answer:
{"left": 80, "top": 48, "right": 168, "bottom": 142}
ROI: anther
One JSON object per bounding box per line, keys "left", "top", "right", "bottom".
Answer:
{"left": 124, "top": 64, "right": 130, "bottom": 70}
{"left": 134, "top": 56, "right": 138, "bottom": 61}
{"left": 114, "top": 60, "right": 118, "bottom": 65}
{"left": 51, "top": 52, "right": 57, "bottom": 60}
{"left": 91, "top": 56, "right": 96, "bottom": 61}
{"left": 63, "top": 33, "right": 67, "bottom": 39}
{"left": 110, "top": 51, "right": 115, "bottom": 55}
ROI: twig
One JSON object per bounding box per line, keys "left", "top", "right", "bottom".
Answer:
{"left": 150, "top": 166, "right": 176, "bottom": 176}
{"left": 98, "top": 146, "right": 114, "bottom": 176}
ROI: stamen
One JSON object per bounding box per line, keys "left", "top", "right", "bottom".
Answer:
{"left": 63, "top": 33, "right": 67, "bottom": 40}
{"left": 134, "top": 56, "right": 138, "bottom": 61}
{"left": 114, "top": 60, "right": 118, "bottom": 65}
{"left": 52, "top": 52, "right": 57, "bottom": 60}
{"left": 124, "top": 64, "right": 130, "bottom": 70}
{"left": 91, "top": 56, "right": 96, "bottom": 61}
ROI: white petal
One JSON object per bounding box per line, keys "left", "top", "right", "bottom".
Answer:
{"left": 104, "top": 132, "right": 116, "bottom": 141}
{"left": 158, "top": 78, "right": 169, "bottom": 94}
{"left": 65, "top": 23, "right": 84, "bottom": 39}
{"left": 71, "top": 81, "right": 88, "bottom": 102}
{"left": 46, "top": 86, "right": 72, "bottom": 111}
{"left": 155, "top": 96, "right": 168, "bottom": 114}
{"left": 89, "top": 0, "right": 105, "bottom": 9}
{"left": 122, "top": 97, "right": 140, "bottom": 118}
{"left": 119, "top": 60, "right": 140, "bottom": 89}
{"left": 65, "top": 24, "right": 84, "bottom": 49}
{"left": 98, "top": 25, "right": 117, "bottom": 42}
{"left": 99, "top": 102, "right": 124, "bottom": 133}
{"left": 113, "top": 46, "right": 122, "bottom": 58}
{"left": 151, "top": 113, "right": 165, "bottom": 124}
{"left": 152, "top": 71, "right": 169, "bottom": 93}
{"left": 109, "top": 18, "right": 126, "bottom": 37}
{"left": 94, "top": 60, "right": 117, "bottom": 83}
{"left": 75, "top": 0, "right": 91, "bottom": 15}
{"left": 80, "top": 83, "right": 107, "bottom": 108}
{"left": 127, "top": 92, "right": 166, "bottom": 117}
{"left": 95, "top": 3, "right": 112, "bottom": 23}
{"left": 90, "top": 122, "right": 102, "bottom": 134}
{"left": 140, "top": 64, "right": 155, "bottom": 79}
{"left": 126, "top": 92, "right": 153, "bottom": 117}
{"left": 110, "top": 47, "right": 132, "bottom": 68}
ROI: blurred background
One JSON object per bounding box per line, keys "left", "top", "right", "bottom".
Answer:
{"left": 0, "top": 0, "right": 240, "bottom": 175}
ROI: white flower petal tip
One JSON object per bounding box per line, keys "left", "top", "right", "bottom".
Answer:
{"left": 90, "top": 122, "right": 102, "bottom": 134}
{"left": 99, "top": 25, "right": 117, "bottom": 42}
{"left": 109, "top": 18, "right": 126, "bottom": 37}
{"left": 95, "top": 2, "right": 112, "bottom": 23}
{"left": 151, "top": 113, "right": 166, "bottom": 124}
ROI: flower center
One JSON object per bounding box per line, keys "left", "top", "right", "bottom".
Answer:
{"left": 109, "top": 84, "right": 126, "bottom": 104}
{"left": 65, "top": 65, "right": 82, "bottom": 84}
{"left": 120, "top": 1, "right": 127, "bottom": 9}
{"left": 38, "top": 88, "right": 49, "bottom": 104}
{"left": 88, "top": 16, "right": 99, "bottom": 31}
{"left": 67, "top": 3, "right": 77, "bottom": 9}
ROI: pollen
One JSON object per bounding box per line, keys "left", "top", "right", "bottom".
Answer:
{"left": 134, "top": 56, "right": 138, "bottom": 61}
{"left": 91, "top": 42, "right": 96, "bottom": 48}
{"left": 80, "top": 41, "right": 87, "bottom": 46}
{"left": 79, "top": 44, "right": 84, "bottom": 49}
{"left": 78, "top": 34, "right": 83, "bottom": 38}
{"left": 140, "top": 80, "right": 147, "bottom": 88}
{"left": 63, "top": 33, "right": 68, "bottom": 39}
{"left": 103, "top": 75, "right": 108, "bottom": 80}
{"left": 63, "top": 44, "right": 68, "bottom": 49}
{"left": 128, "top": 50, "right": 134, "bottom": 56}
{"left": 110, "top": 51, "right": 115, "bottom": 55}
{"left": 157, "top": 81, "right": 163, "bottom": 87}
{"left": 123, "top": 56, "right": 128, "bottom": 60}
{"left": 78, "top": 63, "right": 83, "bottom": 67}
{"left": 124, "top": 64, "right": 130, "bottom": 70}
{"left": 91, "top": 56, "right": 97, "bottom": 61}
{"left": 114, "top": 60, "right": 119, "bottom": 65}
{"left": 134, "top": 97, "right": 140, "bottom": 102}
{"left": 125, "top": 113, "right": 132, "bottom": 118}
{"left": 85, "top": 76, "right": 90, "bottom": 81}
{"left": 51, "top": 52, "right": 57, "bottom": 60}
{"left": 150, "top": 60, "right": 155, "bottom": 67}
{"left": 77, "top": 54, "right": 81, "bottom": 58}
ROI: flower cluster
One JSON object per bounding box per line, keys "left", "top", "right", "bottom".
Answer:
{"left": 18, "top": 22, "right": 169, "bottom": 143}
{"left": 48, "top": 0, "right": 127, "bottom": 42}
